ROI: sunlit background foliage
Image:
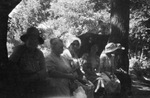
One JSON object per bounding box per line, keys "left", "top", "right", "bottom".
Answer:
{"left": 8, "top": 0, "right": 110, "bottom": 55}
{"left": 7, "top": 0, "right": 150, "bottom": 62}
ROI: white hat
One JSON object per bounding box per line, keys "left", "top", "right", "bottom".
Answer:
{"left": 65, "top": 36, "right": 81, "bottom": 48}
{"left": 104, "top": 42, "right": 125, "bottom": 53}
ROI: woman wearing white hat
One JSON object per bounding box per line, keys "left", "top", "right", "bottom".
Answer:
{"left": 100, "top": 42, "right": 125, "bottom": 74}
{"left": 97, "top": 42, "right": 125, "bottom": 94}
{"left": 62, "top": 36, "right": 82, "bottom": 78}
{"left": 62, "top": 36, "right": 81, "bottom": 62}
{"left": 62, "top": 36, "right": 94, "bottom": 98}
{"left": 100, "top": 42, "right": 132, "bottom": 96}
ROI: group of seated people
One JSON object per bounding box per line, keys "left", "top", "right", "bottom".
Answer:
{"left": 8, "top": 26, "right": 131, "bottom": 98}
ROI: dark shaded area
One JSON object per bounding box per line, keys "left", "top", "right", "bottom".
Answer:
{"left": 0, "top": 1, "right": 150, "bottom": 98}
{"left": 131, "top": 77, "right": 150, "bottom": 98}
{"left": 0, "top": 0, "right": 21, "bottom": 82}
{"left": 78, "top": 33, "right": 109, "bottom": 57}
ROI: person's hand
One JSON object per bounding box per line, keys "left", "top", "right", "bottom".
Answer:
{"left": 96, "top": 72, "right": 101, "bottom": 76}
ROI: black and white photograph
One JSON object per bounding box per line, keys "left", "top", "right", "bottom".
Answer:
{"left": 0, "top": 0, "right": 150, "bottom": 98}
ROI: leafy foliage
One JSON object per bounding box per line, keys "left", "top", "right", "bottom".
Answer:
{"left": 129, "top": 0, "right": 150, "bottom": 57}
{"left": 8, "top": 0, "right": 110, "bottom": 54}
{"left": 7, "top": 0, "right": 150, "bottom": 59}
{"left": 39, "top": 0, "right": 110, "bottom": 36}
{"left": 7, "top": 0, "right": 51, "bottom": 54}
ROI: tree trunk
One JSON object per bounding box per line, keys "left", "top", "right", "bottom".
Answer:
{"left": 109, "top": 0, "right": 130, "bottom": 73}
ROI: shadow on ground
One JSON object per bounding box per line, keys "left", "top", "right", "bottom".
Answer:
{"left": 131, "top": 76, "right": 150, "bottom": 98}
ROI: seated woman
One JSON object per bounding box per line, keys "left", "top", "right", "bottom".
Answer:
{"left": 99, "top": 43, "right": 122, "bottom": 94}
{"left": 62, "top": 36, "right": 81, "bottom": 70}
{"left": 62, "top": 36, "right": 85, "bottom": 79}
{"left": 9, "top": 26, "right": 47, "bottom": 97}
{"left": 46, "top": 38, "right": 77, "bottom": 97}
{"left": 62, "top": 36, "right": 94, "bottom": 98}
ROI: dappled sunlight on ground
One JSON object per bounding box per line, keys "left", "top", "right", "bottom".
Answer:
{"left": 133, "top": 83, "right": 150, "bottom": 91}
{"left": 131, "top": 78, "right": 150, "bottom": 98}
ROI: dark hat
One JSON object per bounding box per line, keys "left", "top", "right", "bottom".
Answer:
{"left": 104, "top": 42, "right": 125, "bottom": 53}
{"left": 20, "top": 27, "right": 44, "bottom": 44}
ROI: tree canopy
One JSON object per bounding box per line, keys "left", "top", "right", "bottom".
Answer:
{"left": 7, "top": 0, "right": 150, "bottom": 58}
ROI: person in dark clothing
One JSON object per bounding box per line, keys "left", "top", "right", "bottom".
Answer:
{"left": 9, "top": 26, "right": 48, "bottom": 98}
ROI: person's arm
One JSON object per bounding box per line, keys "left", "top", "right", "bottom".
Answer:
{"left": 37, "top": 50, "right": 48, "bottom": 79}
{"left": 62, "top": 49, "right": 79, "bottom": 70}
{"left": 99, "top": 54, "right": 105, "bottom": 73}
{"left": 61, "top": 49, "right": 73, "bottom": 60}
{"left": 110, "top": 55, "right": 115, "bottom": 74}
{"left": 46, "top": 58, "right": 76, "bottom": 80}
{"left": 48, "top": 69, "right": 76, "bottom": 80}
{"left": 96, "top": 56, "right": 101, "bottom": 73}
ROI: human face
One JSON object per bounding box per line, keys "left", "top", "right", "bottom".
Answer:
{"left": 53, "top": 40, "right": 64, "bottom": 55}
{"left": 71, "top": 40, "right": 80, "bottom": 51}
{"left": 26, "top": 36, "right": 39, "bottom": 50}
{"left": 106, "top": 51, "right": 115, "bottom": 57}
